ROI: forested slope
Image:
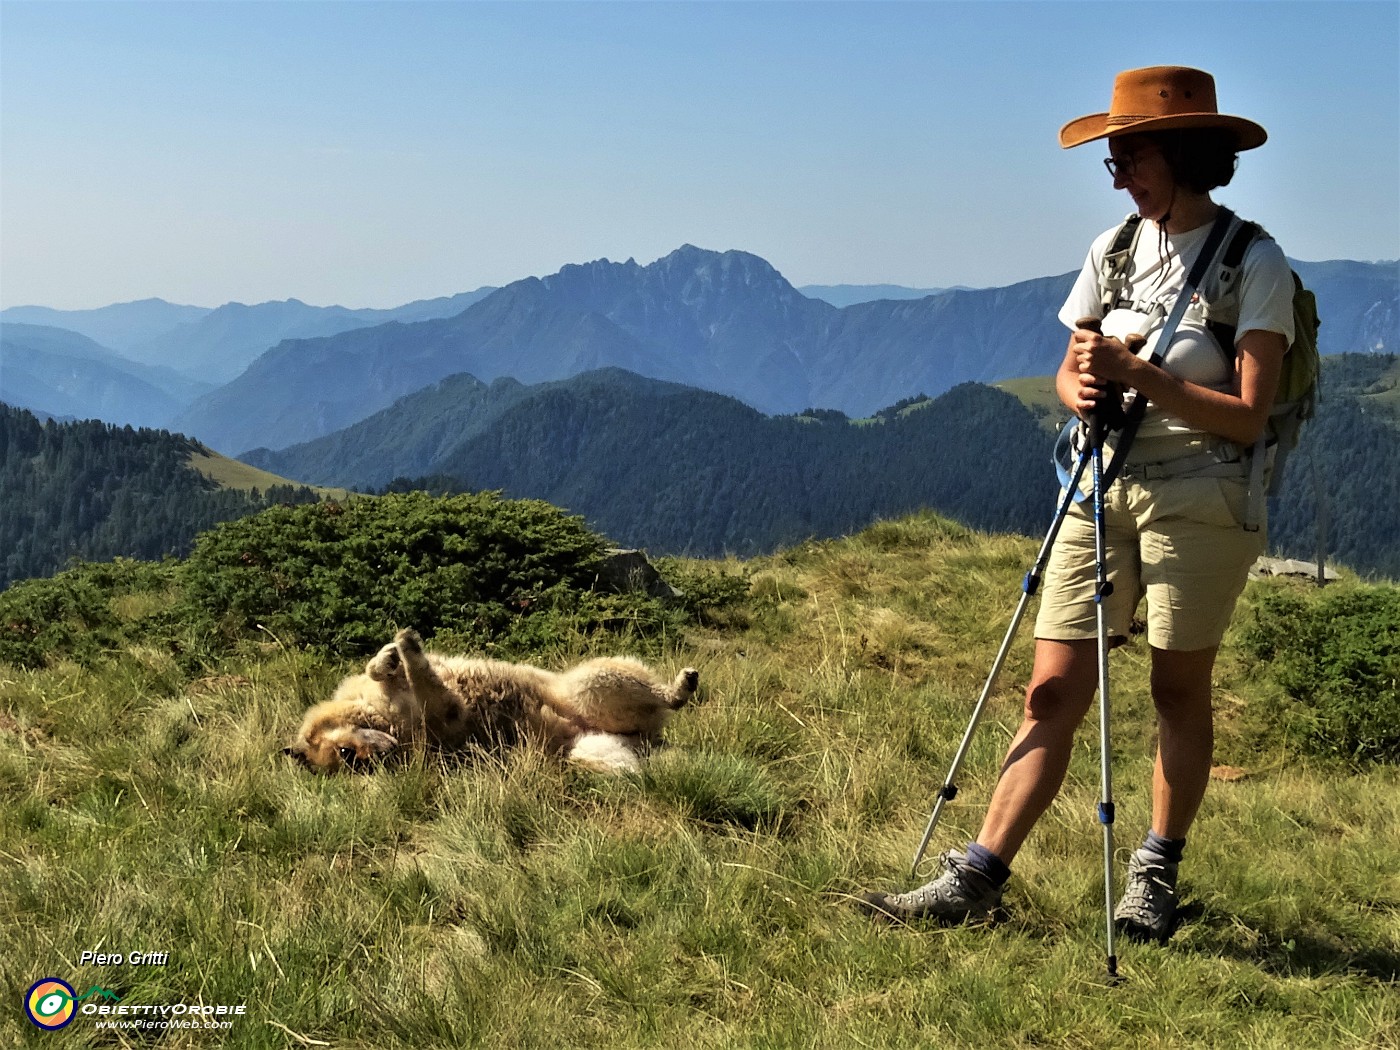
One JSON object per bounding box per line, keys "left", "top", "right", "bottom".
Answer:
{"left": 0, "top": 405, "right": 318, "bottom": 589}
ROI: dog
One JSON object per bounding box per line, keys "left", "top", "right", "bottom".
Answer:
{"left": 284, "top": 628, "right": 698, "bottom": 774}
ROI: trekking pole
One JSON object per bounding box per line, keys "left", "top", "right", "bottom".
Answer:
{"left": 1090, "top": 397, "right": 1120, "bottom": 981}
{"left": 1073, "top": 231, "right": 1236, "bottom": 969}
{"left": 908, "top": 435, "right": 1094, "bottom": 878}
{"left": 1080, "top": 316, "right": 1136, "bottom": 984}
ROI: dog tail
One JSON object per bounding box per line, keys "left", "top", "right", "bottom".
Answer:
{"left": 568, "top": 732, "right": 643, "bottom": 774}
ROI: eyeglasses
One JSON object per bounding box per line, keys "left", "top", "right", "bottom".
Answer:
{"left": 1103, "top": 147, "right": 1158, "bottom": 179}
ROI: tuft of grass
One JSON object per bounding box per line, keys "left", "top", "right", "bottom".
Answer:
{"left": 640, "top": 749, "right": 801, "bottom": 833}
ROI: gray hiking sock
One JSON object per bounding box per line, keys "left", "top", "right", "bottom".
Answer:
{"left": 964, "top": 842, "right": 1011, "bottom": 887}
{"left": 1142, "top": 830, "right": 1186, "bottom": 865}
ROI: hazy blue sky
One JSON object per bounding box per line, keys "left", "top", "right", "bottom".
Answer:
{"left": 2, "top": 1, "right": 1397, "bottom": 310}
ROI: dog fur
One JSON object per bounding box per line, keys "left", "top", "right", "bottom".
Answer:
{"left": 284, "top": 628, "right": 697, "bottom": 775}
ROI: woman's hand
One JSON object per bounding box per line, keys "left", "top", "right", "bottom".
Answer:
{"left": 1064, "top": 326, "right": 1141, "bottom": 420}
{"left": 1068, "top": 365, "right": 1108, "bottom": 419}
{"left": 1072, "top": 327, "right": 1139, "bottom": 386}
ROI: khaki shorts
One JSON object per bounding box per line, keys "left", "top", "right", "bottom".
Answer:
{"left": 1033, "top": 472, "right": 1265, "bottom": 652}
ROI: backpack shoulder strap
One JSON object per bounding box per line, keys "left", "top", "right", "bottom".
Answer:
{"left": 1099, "top": 214, "right": 1145, "bottom": 315}
{"left": 1201, "top": 212, "right": 1262, "bottom": 365}
{"left": 1220, "top": 218, "right": 1264, "bottom": 272}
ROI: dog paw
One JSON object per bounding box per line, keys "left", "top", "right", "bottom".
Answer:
{"left": 366, "top": 641, "right": 403, "bottom": 680}
{"left": 670, "top": 667, "right": 699, "bottom": 708}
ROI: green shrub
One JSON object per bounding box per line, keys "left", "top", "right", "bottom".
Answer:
{"left": 0, "top": 493, "right": 713, "bottom": 669}
{"left": 1238, "top": 583, "right": 1400, "bottom": 763}
{"left": 178, "top": 492, "right": 616, "bottom": 654}
{"left": 654, "top": 558, "right": 751, "bottom": 627}
{"left": 0, "top": 559, "right": 181, "bottom": 669}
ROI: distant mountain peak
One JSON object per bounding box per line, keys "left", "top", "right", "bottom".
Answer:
{"left": 655, "top": 244, "right": 775, "bottom": 271}
{"left": 554, "top": 256, "right": 644, "bottom": 278}
{"left": 663, "top": 243, "right": 714, "bottom": 260}
{"left": 646, "top": 245, "right": 797, "bottom": 303}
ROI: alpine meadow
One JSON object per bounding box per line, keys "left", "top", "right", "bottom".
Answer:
{"left": 8, "top": 0, "right": 1400, "bottom": 1043}
{"left": 3, "top": 263, "right": 1399, "bottom": 1049}
{"left": 3, "top": 253, "right": 1398, "bottom": 1049}
{"left": 2, "top": 492, "right": 1397, "bottom": 1047}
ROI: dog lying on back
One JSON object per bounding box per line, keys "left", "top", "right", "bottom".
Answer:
{"left": 284, "top": 628, "right": 698, "bottom": 775}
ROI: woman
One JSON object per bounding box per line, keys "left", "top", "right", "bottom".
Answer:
{"left": 861, "top": 67, "right": 1296, "bottom": 942}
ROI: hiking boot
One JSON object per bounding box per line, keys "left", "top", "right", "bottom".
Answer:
{"left": 858, "top": 851, "right": 1003, "bottom": 925}
{"left": 1114, "top": 848, "right": 1179, "bottom": 943}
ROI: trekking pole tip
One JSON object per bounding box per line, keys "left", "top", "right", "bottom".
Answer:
{"left": 1105, "top": 957, "right": 1124, "bottom": 986}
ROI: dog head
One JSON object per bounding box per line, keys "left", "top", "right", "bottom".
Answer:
{"left": 284, "top": 639, "right": 416, "bottom": 774}
{"left": 283, "top": 722, "right": 399, "bottom": 774}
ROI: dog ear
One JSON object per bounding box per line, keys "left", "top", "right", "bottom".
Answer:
{"left": 355, "top": 728, "right": 399, "bottom": 753}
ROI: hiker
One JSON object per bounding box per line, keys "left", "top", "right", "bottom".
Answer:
{"left": 862, "top": 67, "right": 1297, "bottom": 941}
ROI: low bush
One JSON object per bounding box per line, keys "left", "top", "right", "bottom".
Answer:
{"left": 654, "top": 557, "right": 752, "bottom": 627}
{"left": 1238, "top": 582, "right": 1400, "bottom": 763}
{"left": 178, "top": 492, "right": 621, "bottom": 654}
{"left": 1, "top": 493, "right": 714, "bottom": 669}
{"left": 0, "top": 559, "right": 181, "bottom": 669}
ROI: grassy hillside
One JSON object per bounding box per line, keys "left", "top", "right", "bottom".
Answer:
{"left": 994, "top": 375, "right": 1062, "bottom": 432}
{"left": 1327, "top": 351, "right": 1400, "bottom": 419}
{"left": 186, "top": 448, "right": 349, "bottom": 499}
{"left": 2, "top": 510, "right": 1397, "bottom": 1047}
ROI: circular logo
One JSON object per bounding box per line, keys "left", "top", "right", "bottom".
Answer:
{"left": 25, "top": 978, "right": 77, "bottom": 1030}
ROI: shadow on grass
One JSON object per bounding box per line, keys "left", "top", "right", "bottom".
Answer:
{"left": 1173, "top": 898, "right": 1400, "bottom": 981}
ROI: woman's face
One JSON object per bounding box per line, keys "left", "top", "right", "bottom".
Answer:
{"left": 1107, "top": 135, "right": 1176, "bottom": 221}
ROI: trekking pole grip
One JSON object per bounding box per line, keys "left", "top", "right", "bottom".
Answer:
{"left": 1075, "top": 317, "right": 1145, "bottom": 443}
{"left": 1075, "top": 318, "right": 1112, "bottom": 445}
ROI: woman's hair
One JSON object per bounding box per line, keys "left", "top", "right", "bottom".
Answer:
{"left": 1147, "top": 128, "right": 1240, "bottom": 193}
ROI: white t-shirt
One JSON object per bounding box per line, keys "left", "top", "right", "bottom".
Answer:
{"left": 1059, "top": 214, "right": 1296, "bottom": 439}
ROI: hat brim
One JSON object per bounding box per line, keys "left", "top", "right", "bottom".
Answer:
{"left": 1059, "top": 111, "right": 1267, "bottom": 151}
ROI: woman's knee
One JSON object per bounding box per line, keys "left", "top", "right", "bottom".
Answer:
{"left": 1022, "top": 639, "right": 1097, "bottom": 722}
{"left": 1149, "top": 646, "right": 1217, "bottom": 721}
{"left": 1023, "top": 677, "right": 1094, "bottom": 723}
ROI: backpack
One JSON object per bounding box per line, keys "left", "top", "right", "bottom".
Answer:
{"left": 1096, "top": 211, "right": 1322, "bottom": 529}
{"left": 1200, "top": 219, "right": 1322, "bottom": 497}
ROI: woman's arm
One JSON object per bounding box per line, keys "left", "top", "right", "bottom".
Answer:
{"left": 1070, "top": 326, "right": 1286, "bottom": 445}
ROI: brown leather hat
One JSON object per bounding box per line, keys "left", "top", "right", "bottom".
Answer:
{"left": 1059, "top": 66, "right": 1267, "bottom": 150}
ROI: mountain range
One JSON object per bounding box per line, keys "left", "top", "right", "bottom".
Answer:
{"left": 214, "top": 369, "right": 1062, "bottom": 558}
{"left": 5, "top": 354, "right": 1398, "bottom": 584}
{"left": 0, "top": 323, "right": 211, "bottom": 430}
{"left": 1, "top": 288, "right": 497, "bottom": 386}
{"left": 232, "top": 351, "right": 1400, "bottom": 575}
{"left": 2, "top": 246, "right": 1396, "bottom": 458}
